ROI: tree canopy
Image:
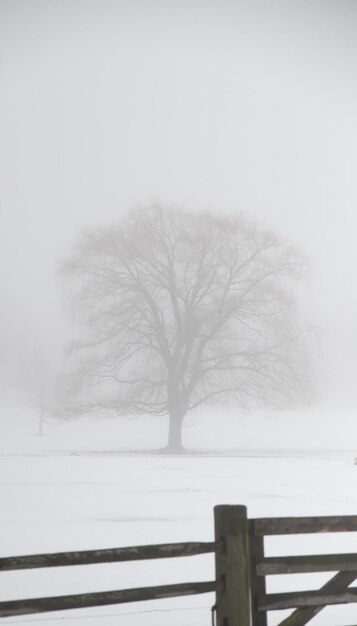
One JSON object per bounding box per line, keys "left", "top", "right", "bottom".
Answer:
{"left": 60, "top": 205, "right": 312, "bottom": 449}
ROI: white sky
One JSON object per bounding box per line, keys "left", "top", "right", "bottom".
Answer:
{"left": 1, "top": 0, "right": 357, "bottom": 407}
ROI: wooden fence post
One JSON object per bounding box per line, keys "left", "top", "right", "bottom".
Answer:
{"left": 214, "top": 505, "right": 252, "bottom": 626}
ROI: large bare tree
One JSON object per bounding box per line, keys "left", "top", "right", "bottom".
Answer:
{"left": 60, "top": 205, "right": 312, "bottom": 450}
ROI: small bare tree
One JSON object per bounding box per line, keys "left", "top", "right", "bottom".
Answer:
{"left": 61, "top": 205, "right": 312, "bottom": 450}
{"left": 14, "top": 348, "right": 61, "bottom": 435}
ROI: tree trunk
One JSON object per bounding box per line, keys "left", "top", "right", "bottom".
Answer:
{"left": 166, "top": 409, "right": 185, "bottom": 452}
{"left": 166, "top": 370, "right": 186, "bottom": 452}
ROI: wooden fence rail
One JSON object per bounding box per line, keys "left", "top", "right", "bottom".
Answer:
{"left": 0, "top": 541, "right": 217, "bottom": 571}
{"left": 1, "top": 505, "right": 357, "bottom": 625}
{"left": 0, "top": 582, "right": 217, "bottom": 619}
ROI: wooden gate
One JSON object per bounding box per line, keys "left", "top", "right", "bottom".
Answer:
{"left": 248, "top": 509, "right": 357, "bottom": 626}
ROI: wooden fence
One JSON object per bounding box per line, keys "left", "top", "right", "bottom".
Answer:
{"left": 1, "top": 505, "right": 357, "bottom": 624}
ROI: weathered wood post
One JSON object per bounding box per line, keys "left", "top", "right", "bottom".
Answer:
{"left": 214, "top": 505, "right": 252, "bottom": 626}
{"left": 249, "top": 532, "right": 267, "bottom": 626}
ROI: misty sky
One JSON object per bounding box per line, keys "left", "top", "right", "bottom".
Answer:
{"left": 1, "top": 0, "right": 357, "bottom": 408}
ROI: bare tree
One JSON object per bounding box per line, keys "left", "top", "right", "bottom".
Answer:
{"left": 14, "top": 348, "right": 61, "bottom": 435}
{"left": 60, "top": 205, "right": 313, "bottom": 450}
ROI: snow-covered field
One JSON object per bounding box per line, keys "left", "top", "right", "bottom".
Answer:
{"left": 1, "top": 410, "right": 357, "bottom": 626}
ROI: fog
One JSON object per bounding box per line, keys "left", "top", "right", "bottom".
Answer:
{"left": 1, "top": 0, "right": 357, "bottom": 424}
{"left": 2, "top": 4, "right": 357, "bottom": 625}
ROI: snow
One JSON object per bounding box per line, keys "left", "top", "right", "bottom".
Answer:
{"left": 1, "top": 410, "right": 357, "bottom": 625}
